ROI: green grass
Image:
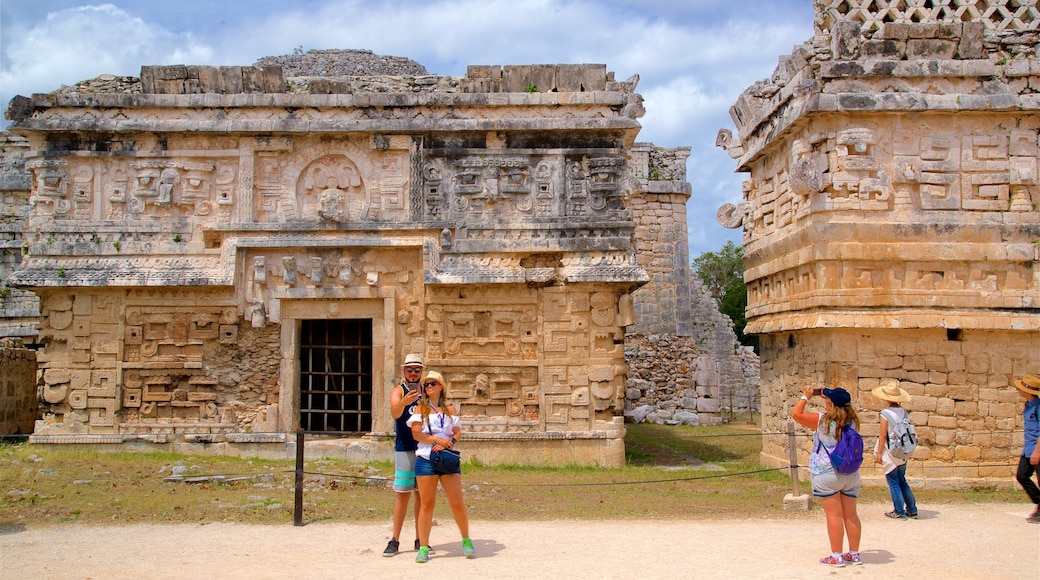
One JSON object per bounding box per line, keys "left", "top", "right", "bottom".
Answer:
{"left": 0, "top": 421, "right": 1023, "bottom": 529}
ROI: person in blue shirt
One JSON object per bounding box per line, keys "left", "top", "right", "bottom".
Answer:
{"left": 383, "top": 354, "right": 426, "bottom": 556}
{"left": 1013, "top": 374, "right": 1040, "bottom": 524}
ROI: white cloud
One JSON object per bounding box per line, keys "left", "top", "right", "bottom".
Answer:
{"left": 2, "top": 5, "right": 212, "bottom": 103}
{"left": 0, "top": 0, "right": 813, "bottom": 257}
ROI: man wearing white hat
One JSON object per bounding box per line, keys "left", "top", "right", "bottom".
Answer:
{"left": 383, "top": 354, "right": 426, "bottom": 555}
{"left": 1012, "top": 375, "right": 1040, "bottom": 524}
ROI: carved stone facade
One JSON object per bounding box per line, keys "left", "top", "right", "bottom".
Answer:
{"left": 0, "top": 134, "right": 37, "bottom": 338}
{"left": 720, "top": 1, "right": 1039, "bottom": 480}
{"left": 3, "top": 58, "right": 722, "bottom": 465}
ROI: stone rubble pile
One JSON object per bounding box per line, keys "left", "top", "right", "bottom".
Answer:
{"left": 255, "top": 48, "right": 429, "bottom": 78}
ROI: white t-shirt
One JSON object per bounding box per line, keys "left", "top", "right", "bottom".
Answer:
{"left": 876, "top": 407, "right": 908, "bottom": 473}
{"left": 406, "top": 408, "right": 460, "bottom": 460}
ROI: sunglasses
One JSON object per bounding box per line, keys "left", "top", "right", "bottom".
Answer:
{"left": 404, "top": 368, "right": 423, "bottom": 373}
{"left": 423, "top": 381, "right": 440, "bottom": 387}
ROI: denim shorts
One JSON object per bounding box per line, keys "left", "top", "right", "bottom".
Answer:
{"left": 414, "top": 454, "right": 461, "bottom": 477}
{"left": 811, "top": 469, "right": 861, "bottom": 498}
{"left": 393, "top": 451, "right": 416, "bottom": 492}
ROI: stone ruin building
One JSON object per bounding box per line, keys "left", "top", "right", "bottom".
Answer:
{"left": 0, "top": 49, "right": 757, "bottom": 464}
{"left": 717, "top": 0, "right": 1039, "bottom": 483}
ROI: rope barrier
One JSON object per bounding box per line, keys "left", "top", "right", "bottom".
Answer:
{"left": 295, "top": 466, "right": 789, "bottom": 487}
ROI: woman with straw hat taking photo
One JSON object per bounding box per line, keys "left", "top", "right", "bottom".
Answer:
{"left": 872, "top": 378, "right": 918, "bottom": 520}
{"left": 1012, "top": 374, "right": 1040, "bottom": 524}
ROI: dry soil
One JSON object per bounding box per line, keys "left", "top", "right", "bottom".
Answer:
{"left": 2, "top": 502, "right": 1038, "bottom": 579}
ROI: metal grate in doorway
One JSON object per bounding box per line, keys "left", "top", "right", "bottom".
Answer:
{"left": 299, "top": 319, "right": 373, "bottom": 432}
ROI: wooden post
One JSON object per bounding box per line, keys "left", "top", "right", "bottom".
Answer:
{"left": 787, "top": 420, "right": 801, "bottom": 497}
{"left": 294, "top": 430, "right": 305, "bottom": 526}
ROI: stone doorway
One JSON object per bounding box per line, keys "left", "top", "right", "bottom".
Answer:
{"left": 298, "top": 319, "right": 373, "bottom": 432}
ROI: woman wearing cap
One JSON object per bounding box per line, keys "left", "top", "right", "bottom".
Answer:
{"left": 1012, "top": 374, "right": 1040, "bottom": 524}
{"left": 873, "top": 378, "right": 918, "bottom": 520}
{"left": 791, "top": 385, "right": 863, "bottom": 567}
{"left": 408, "top": 370, "right": 475, "bottom": 562}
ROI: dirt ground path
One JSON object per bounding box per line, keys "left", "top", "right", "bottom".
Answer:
{"left": 2, "top": 502, "right": 1038, "bottom": 579}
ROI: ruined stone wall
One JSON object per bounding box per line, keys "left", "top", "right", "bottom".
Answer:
{"left": 719, "top": 2, "right": 1040, "bottom": 481}
{"left": 624, "top": 143, "right": 759, "bottom": 425}
{"left": 625, "top": 274, "right": 760, "bottom": 426}
{"left": 0, "top": 339, "right": 37, "bottom": 435}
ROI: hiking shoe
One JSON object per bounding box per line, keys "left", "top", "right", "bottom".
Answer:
{"left": 907, "top": 512, "right": 918, "bottom": 519}
{"left": 415, "top": 546, "right": 430, "bottom": 563}
{"left": 885, "top": 511, "right": 908, "bottom": 520}
{"left": 382, "top": 539, "right": 400, "bottom": 557}
{"left": 414, "top": 539, "right": 421, "bottom": 551}
{"left": 820, "top": 555, "right": 845, "bottom": 567}
{"left": 462, "top": 537, "right": 475, "bottom": 559}
{"left": 1027, "top": 510, "right": 1040, "bottom": 524}
{"left": 843, "top": 552, "right": 863, "bottom": 565}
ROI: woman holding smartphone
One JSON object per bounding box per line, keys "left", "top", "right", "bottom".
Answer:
{"left": 791, "top": 385, "right": 863, "bottom": 567}
{"left": 407, "top": 370, "right": 475, "bottom": 563}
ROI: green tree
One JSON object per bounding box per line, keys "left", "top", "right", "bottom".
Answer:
{"left": 692, "top": 241, "right": 757, "bottom": 352}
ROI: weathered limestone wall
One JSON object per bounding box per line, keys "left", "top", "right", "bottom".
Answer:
{"left": 0, "top": 339, "right": 37, "bottom": 435}
{"left": 719, "top": 1, "right": 1039, "bottom": 481}
{"left": 759, "top": 328, "right": 1033, "bottom": 481}
{"left": 0, "top": 133, "right": 38, "bottom": 339}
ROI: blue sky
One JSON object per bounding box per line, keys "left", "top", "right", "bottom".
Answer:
{"left": 0, "top": 0, "right": 814, "bottom": 258}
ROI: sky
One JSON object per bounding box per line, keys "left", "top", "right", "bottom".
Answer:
{"left": 0, "top": 0, "right": 815, "bottom": 258}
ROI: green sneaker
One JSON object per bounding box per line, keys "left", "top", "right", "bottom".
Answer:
{"left": 415, "top": 546, "right": 430, "bottom": 563}
{"left": 462, "top": 537, "right": 475, "bottom": 559}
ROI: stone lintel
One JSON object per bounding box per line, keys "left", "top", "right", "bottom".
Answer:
{"left": 745, "top": 242, "right": 1039, "bottom": 281}
{"left": 644, "top": 181, "right": 693, "bottom": 195}
{"left": 425, "top": 266, "right": 649, "bottom": 286}
{"left": 10, "top": 115, "right": 642, "bottom": 136}
{"left": 9, "top": 256, "right": 231, "bottom": 288}
{"left": 452, "top": 235, "right": 635, "bottom": 254}
{"left": 819, "top": 59, "right": 998, "bottom": 79}
{"left": 746, "top": 311, "right": 1040, "bottom": 334}
{"left": 31, "top": 88, "right": 631, "bottom": 108}
{"left": 735, "top": 92, "right": 1038, "bottom": 171}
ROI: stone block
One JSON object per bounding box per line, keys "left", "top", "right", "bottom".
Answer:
{"left": 933, "top": 429, "right": 956, "bottom": 446}
{"left": 906, "top": 40, "right": 957, "bottom": 60}
{"left": 861, "top": 40, "right": 904, "bottom": 60}
{"left": 958, "top": 22, "right": 985, "bottom": 59}
{"left": 952, "top": 403, "right": 977, "bottom": 415}
{"left": 935, "top": 398, "right": 955, "bottom": 416}
{"left": 953, "top": 446, "right": 981, "bottom": 461}
{"left": 879, "top": 22, "right": 910, "bottom": 40}
{"left": 556, "top": 64, "right": 607, "bottom": 92}
{"left": 929, "top": 415, "right": 958, "bottom": 429}
{"left": 831, "top": 19, "right": 861, "bottom": 60}
{"left": 964, "top": 354, "right": 990, "bottom": 374}
{"left": 783, "top": 493, "right": 811, "bottom": 511}
{"left": 905, "top": 24, "right": 938, "bottom": 39}
{"left": 502, "top": 64, "right": 558, "bottom": 93}
{"left": 696, "top": 398, "right": 720, "bottom": 413}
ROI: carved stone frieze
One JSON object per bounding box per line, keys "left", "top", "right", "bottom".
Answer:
{"left": 718, "top": 5, "right": 1040, "bottom": 480}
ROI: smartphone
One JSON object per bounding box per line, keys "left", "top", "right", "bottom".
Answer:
{"left": 812, "top": 388, "right": 823, "bottom": 396}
